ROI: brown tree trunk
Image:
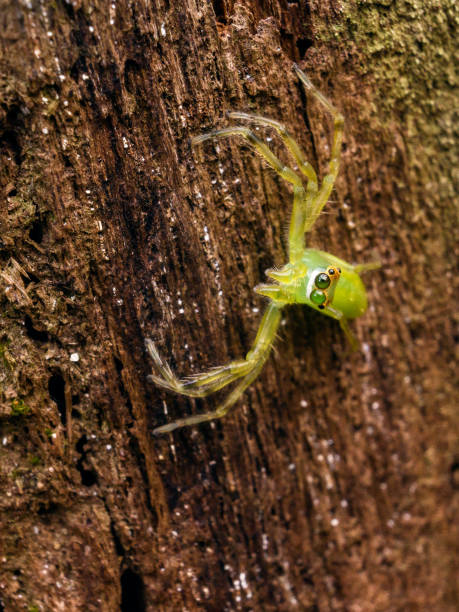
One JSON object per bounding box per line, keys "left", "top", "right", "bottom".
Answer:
{"left": 0, "top": 1, "right": 457, "bottom": 610}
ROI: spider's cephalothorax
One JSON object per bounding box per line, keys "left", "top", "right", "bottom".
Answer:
{"left": 146, "top": 65, "right": 380, "bottom": 434}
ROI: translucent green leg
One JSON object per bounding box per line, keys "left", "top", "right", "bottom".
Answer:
{"left": 324, "top": 305, "right": 360, "bottom": 351}
{"left": 288, "top": 186, "right": 312, "bottom": 264}
{"left": 353, "top": 261, "right": 382, "bottom": 275}
{"left": 225, "top": 112, "right": 323, "bottom": 263}
{"left": 192, "top": 124, "right": 315, "bottom": 264}
{"left": 338, "top": 318, "right": 359, "bottom": 351}
{"left": 192, "top": 127, "right": 303, "bottom": 188}
{"left": 149, "top": 303, "right": 282, "bottom": 434}
{"left": 254, "top": 283, "right": 293, "bottom": 304}
{"left": 294, "top": 65, "right": 344, "bottom": 233}
{"left": 153, "top": 357, "right": 269, "bottom": 434}
{"left": 146, "top": 341, "right": 251, "bottom": 398}
{"left": 226, "top": 111, "right": 318, "bottom": 187}
{"left": 146, "top": 337, "right": 256, "bottom": 398}
{"left": 265, "top": 261, "right": 307, "bottom": 283}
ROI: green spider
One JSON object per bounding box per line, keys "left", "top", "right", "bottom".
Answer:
{"left": 147, "top": 64, "right": 380, "bottom": 435}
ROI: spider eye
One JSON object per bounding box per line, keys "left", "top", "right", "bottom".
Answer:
{"left": 315, "top": 273, "right": 330, "bottom": 289}
{"left": 310, "top": 289, "right": 326, "bottom": 305}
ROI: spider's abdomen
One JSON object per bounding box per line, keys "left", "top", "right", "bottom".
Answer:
{"left": 332, "top": 271, "right": 367, "bottom": 319}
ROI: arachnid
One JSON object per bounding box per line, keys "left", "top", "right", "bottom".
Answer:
{"left": 147, "top": 64, "right": 380, "bottom": 435}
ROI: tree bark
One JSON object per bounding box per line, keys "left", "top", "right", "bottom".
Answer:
{"left": 0, "top": 1, "right": 457, "bottom": 610}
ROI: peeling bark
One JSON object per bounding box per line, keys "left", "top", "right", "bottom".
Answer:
{"left": 0, "top": 1, "right": 457, "bottom": 610}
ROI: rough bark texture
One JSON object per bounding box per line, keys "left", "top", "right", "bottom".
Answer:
{"left": 0, "top": 1, "right": 457, "bottom": 610}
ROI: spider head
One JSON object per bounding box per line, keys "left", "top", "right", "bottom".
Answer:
{"left": 309, "top": 266, "right": 341, "bottom": 310}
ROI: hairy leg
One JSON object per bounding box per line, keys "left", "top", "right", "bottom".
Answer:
{"left": 226, "top": 111, "right": 318, "bottom": 187}
{"left": 265, "top": 261, "right": 308, "bottom": 284}
{"left": 149, "top": 303, "right": 282, "bottom": 434}
{"left": 146, "top": 350, "right": 251, "bottom": 398}
{"left": 294, "top": 65, "right": 344, "bottom": 233}
{"left": 152, "top": 355, "right": 269, "bottom": 434}
{"left": 193, "top": 123, "right": 315, "bottom": 263}
{"left": 192, "top": 127, "right": 303, "bottom": 188}
{"left": 224, "top": 112, "right": 323, "bottom": 262}
{"left": 353, "top": 261, "right": 382, "bottom": 275}
{"left": 323, "top": 305, "right": 360, "bottom": 351}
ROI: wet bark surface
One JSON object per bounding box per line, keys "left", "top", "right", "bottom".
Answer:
{"left": 0, "top": 1, "right": 457, "bottom": 610}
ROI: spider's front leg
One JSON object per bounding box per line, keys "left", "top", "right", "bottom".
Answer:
{"left": 226, "top": 111, "right": 318, "bottom": 187}
{"left": 192, "top": 121, "right": 314, "bottom": 265}
{"left": 192, "top": 127, "right": 303, "bottom": 189}
{"left": 147, "top": 303, "right": 282, "bottom": 434}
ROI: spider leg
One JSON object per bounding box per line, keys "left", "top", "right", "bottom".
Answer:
{"left": 322, "top": 305, "right": 360, "bottom": 351}
{"left": 353, "top": 261, "right": 382, "bottom": 275}
{"left": 254, "top": 283, "right": 293, "bottom": 304}
{"left": 265, "top": 261, "right": 307, "bottom": 283}
{"left": 227, "top": 112, "right": 323, "bottom": 260}
{"left": 146, "top": 347, "right": 251, "bottom": 398}
{"left": 192, "top": 127, "right": 303, "bottom": 188}
{"left": 289, "top": 186, "right": 313, "bottom": 263}
{"left": 193, "top": 126, "right": 314, "bottom": 264}
{"left": 294, "top": 65, "right": 344, "bottom": 234}
{"left": 227, "top": 111, "right": 318, "bottom": 187}
{"left": 152, "top": 356, "right": 269, "bottom": 434}
{"left": 149, "top": 303, "right": 282, "bottom": 434}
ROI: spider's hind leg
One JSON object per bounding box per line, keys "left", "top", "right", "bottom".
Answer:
{"left": 353, "top": 261, "right": 382, "bottom": 275}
